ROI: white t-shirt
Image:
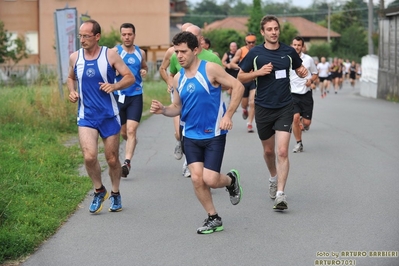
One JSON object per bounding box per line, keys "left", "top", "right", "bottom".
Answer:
{"left": 317, "top": 62, "right": 330, "bottom": 78}
{"left": 290, "top": 53, "right": 318, "bottom": 94}
{"left": 343, "top": 62, "right": 351, "bottom": 73}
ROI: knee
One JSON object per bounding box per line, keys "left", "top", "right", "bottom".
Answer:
{"left": 264, "top": 147, "right": 275, "bottom": 158}
{"left": 125, "top": 126, "right": 137, "bottom": 139}
{"left": 303, "top": 120, "right": 311, "bottom": 128}
{"left": 106, "top": 155, "right": 119, "bottom": 168}
{"left": 84, "top": 155, "right": 97, "bottom": 167}
{"left": 191, "top": 174, "right": 204, "bottom": 188}
{"left": 276, "top": 147, "right": 289, "bottom": 159}
{"left": 203, "top": 175, "right": 219, "bottom": 189}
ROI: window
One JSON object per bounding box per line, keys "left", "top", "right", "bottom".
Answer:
{"left": 26, "top": 32, "right": 38, "bottom": 54}
{"left": 7, "top": 32, "right": 18, "bottom": 51}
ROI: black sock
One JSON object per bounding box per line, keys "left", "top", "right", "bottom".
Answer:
{"left": 208, "top": 213, "right": 220, "bottom": 220}
{"left": 95, "top": 185, "right": 105, "bottom": 192}
{"left": 297, "top": 140, "right": 302, "bottom": 144}
{"left": 227, "top": 172, "right": 236, "bottom": 187}
{"left": 125, "top": 159, "right": 131, "bottom": 164}
{"left": 111, "top": 191, "right": 120, "bottom": 195}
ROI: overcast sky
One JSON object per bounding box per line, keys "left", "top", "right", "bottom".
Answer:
{"left": 188, "top": 0, "right": 395, "bottom": 9}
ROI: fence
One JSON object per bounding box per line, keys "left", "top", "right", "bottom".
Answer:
{"left": 0, "top": 62, "right": 161, "bottom": 86}
{"left": 0, "top": 64, "right": 58, "bottom": 85}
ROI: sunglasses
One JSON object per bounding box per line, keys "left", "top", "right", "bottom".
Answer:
{"left": 247, "top": 41, "right": 255, "bottom": 44}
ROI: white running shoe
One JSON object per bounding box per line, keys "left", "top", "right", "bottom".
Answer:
{"left": 174, "top": 141, "right": 183, "bottom": 160}
{"left": 292, "top": 142, "right": 303, "bottom": 153}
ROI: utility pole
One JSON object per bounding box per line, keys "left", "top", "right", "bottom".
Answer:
{"left": 368, "top": 0, "right": 374, "bottom": 54}
{"left": 327, "top": 3, "right": 331, "bottom": 43}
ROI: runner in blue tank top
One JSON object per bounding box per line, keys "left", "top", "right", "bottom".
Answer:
{"left": 67, "top": 19, "right": 135, "bottom": 214}
{"left": 112, "top": 23, "right": 148, "bottom": 178}
{"left": 238, "top": 15, "right": 308, "bottom": 211}
{"left": 150, "top": 31, "right": 244, "bottom": 234}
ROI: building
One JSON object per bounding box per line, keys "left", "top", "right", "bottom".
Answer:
{"left": 203, "top": 16, "right": 340, "bottom": 47}
{"left": 0, "top": 0, "right": 186, "bottom": 68}
{"left": 377, "top": 6, "right": 399, "bottom": 100}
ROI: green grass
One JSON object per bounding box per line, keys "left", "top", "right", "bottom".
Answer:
{"left": 0, "top": 80, "right": 169, "bottom": 265}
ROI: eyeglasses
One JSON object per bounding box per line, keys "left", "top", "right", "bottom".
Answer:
{"left": 247, "top": 41, "right": 255, "bottom": 44}
{"left": 77, "top": 34, "right": 95, "bottom": 39}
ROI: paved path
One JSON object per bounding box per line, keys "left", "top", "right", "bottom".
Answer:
{"left": 22, "top": 82, "right": 399, "bottom": 266}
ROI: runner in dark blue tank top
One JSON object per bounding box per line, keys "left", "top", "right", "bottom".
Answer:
{"left": 238, "top": 15, "right": 308, "bottom": 211}
{"left": 67, "top": 19, "right": 135, "bottom": 214}
{"left": 150, "top": 31, "right": 245, "bottom": 235}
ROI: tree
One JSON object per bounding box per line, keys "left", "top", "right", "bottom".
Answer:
{"left": 387, "top": 0, "right": 399, "bottom": 8}
{"left": 0, "top": 21, "right": 29, "bottom": 65}
{"left": 185, "top": 0, "right": 228, "bottom": 29}
{"left": 98, "top": 27, "right": 120, "bottom": 48}
{"left": 202, "top": 29, "right": 245, "bottom": 57}
{"left": 308, "top": 43, "right": 332, "bottom": 61}
{"left": 279, "top": 22, "right": 298, "bottom": 45}
{"left": 333, "top": 24, "right": 367, "bottom": 61}
{"left": 247, "top": 0, "right": 263, "bottom": 42}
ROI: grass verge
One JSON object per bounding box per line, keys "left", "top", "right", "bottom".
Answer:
{"left": 0, "top": 80, "right": 169, "bottom": 265}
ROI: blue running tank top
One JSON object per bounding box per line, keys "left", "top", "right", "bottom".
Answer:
{"left": 74, "top": 47, "right": 118, "bottom": 120}
{"left": 114, "top": 44, "right": 143, "bottom": 97}
{"left": 177, "top": 60, "right": 227, "bottom": 140}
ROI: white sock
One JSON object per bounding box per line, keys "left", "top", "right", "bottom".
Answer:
{"left": 276, "top": 191, "right": 284, "bottom": 197}
{"left": 269, "top": 175, "right": 277, "bottom": 183}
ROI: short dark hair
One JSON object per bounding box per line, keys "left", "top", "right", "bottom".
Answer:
{"left": 203, "top": 37, "right": 211, "bottom": 48}
{"left": 120, "top": 23, "right": 136, "bottom": 34}
{"left": 84, "top": 19, "right": 101, "bottom": 35}
{"left": 260, "top": 15, "right": 281, "bottom": 31}
{"left": 172, "top": 31, "right": 198, "bottom": 51}
{"left": 293, "top": 36, "right": 304, "bottom": 45}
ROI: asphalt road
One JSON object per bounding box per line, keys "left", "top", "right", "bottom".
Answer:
{"left": 22, "top": 82, "right": 399, "bottom": 266}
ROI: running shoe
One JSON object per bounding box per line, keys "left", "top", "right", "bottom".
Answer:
{"left": 89, "top": 189, "right": 109, "bottom": 214}
{"left": 292, "top": 142, "right": 303, "bottom": 153}
{"left": 109, "top": 193, "right": 122, "bottom": 212}
{"left": 269, "top": 181, "right": 277, "bottom": 199}
{"left": 247, "top": 123, "right": 254, "bottom": 133}
{"left": 182, "top": 161, "right": 191, "bottom": 178}
{"left": 226, "top": 169, "right": 242, "bottom": 205}
{"left": 121, "top": 162, "right": 131, "bottom": 178}
{"left": 242, "top": 108, "right": 248, "bottom": 120}
{"left": 197, "top": 216, "right": 223, "bottom": 234}
{"left": 273, "top": 193, "right": 288, "bottom": 210}
{"left": 174, "top": 140, "right": 183, "bottom": 160}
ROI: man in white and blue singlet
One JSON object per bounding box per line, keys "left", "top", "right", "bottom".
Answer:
{"left": 112, "top": 23, "right": 148, "bottom": 178}
{"left": 150, "top": 31, "right": 244, "bottom": 234}
{"left": 67, "top": 19, "right": 135, "bottom": 214}
{"left": 238, "top": 15, "right": 308, "bottom": 210}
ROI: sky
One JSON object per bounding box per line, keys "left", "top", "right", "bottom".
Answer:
{"left": 188, "top": 0, "right": 395, "bottom": 9}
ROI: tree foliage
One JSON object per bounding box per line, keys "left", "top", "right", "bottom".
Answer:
{"left": 387, "top": 0, "right": 399, "bottom": 8}
{"left": 0, "top": 21, "right": 29, "bottom": 65}
{"left": 184, "top": 0, "right": 228, "bottom": 28}
{"left": 308, "top": 43, "right": 332, "bottom": 61}
{"left": 247, "top": 0, "right": 263, "bottom": 42}
{"left": 98, "top": 27, "right": 121, "bottom": 48}
{"left": 279, "top": 22, "right": 298, "bottom": 45}
{"left": 202, "top": 29, "right": 245, "bottom": 57}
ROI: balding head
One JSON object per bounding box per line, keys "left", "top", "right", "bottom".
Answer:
{"left": 181, "top": 22, "right": 193, "bottom": 32}
{"left": 186, "top": 25, "right": 201, "bottom": 37}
